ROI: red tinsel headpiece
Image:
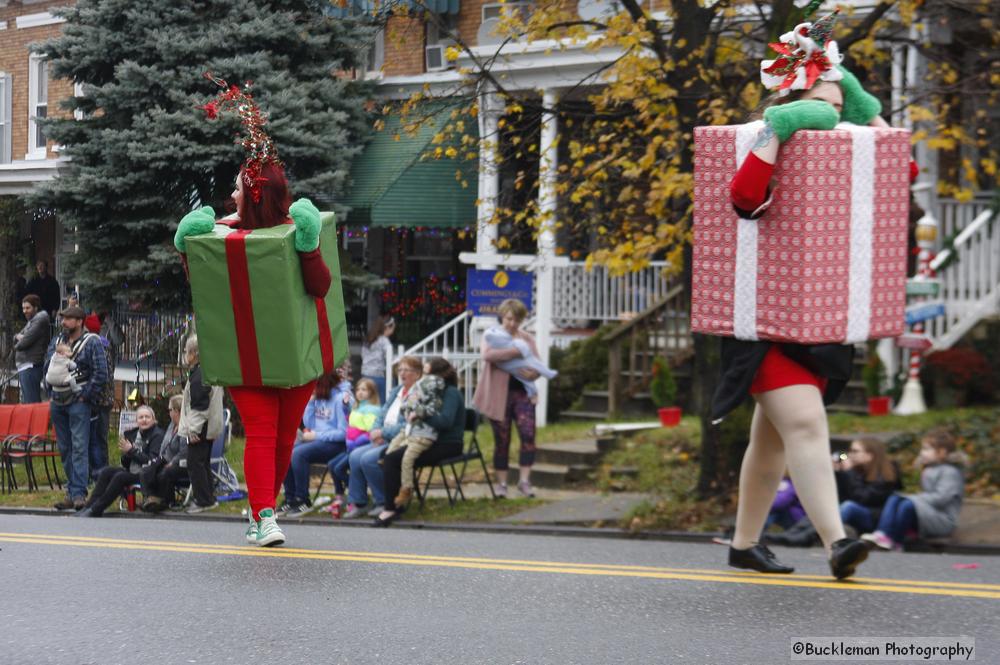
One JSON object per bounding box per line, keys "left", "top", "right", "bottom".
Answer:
{"left": 200, "top": 72, "right": 281, "bottom": 204}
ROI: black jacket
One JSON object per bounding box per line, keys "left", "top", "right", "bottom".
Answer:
{"left": 120, "top": 425, "right": 165, "bottom": 473}
{"left": 836, "top": 464, "right": 903, "bottom": 520}
{"left": 711, "top": 339, "right": 855, "bottom": 422}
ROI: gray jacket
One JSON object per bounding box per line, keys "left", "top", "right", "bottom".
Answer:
{"left": 178, "top": 364, "right": 224, "bottom": 443}
{"left": 908, "top": 453, "right": 966, "bottom": 539}
{"left": 14, "top": 310, "right": 51, "bottom": 366}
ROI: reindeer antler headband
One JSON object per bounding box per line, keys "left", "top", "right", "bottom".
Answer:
{"left": 200, "top": 72, "right": 281, "bottom": 204}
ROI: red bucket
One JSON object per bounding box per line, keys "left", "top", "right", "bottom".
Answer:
{"left": 658, "top": 406, "right": 682, "bottom": 427}
{"left": 867, "top": 396, "right": 891, "bottom": 416}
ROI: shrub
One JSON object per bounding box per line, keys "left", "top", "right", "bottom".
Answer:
{"left": 862, "top": 353, "right": 886, "bottom": 398}
{"left": 547, "top": 324, "right": 615, "bottom": 419}
{"left": 650, "top": 356, "right": 677, "bottom": 407}
{"left": 923, "top": 347, "right": 995, "bottom": 406}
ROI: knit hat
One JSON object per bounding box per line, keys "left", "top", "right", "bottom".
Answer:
{"left": 84, "top": 313, "right": 101, "bottom": 333}
{"left": 760, "top": 5, "right": 844, "bottom": 96}
{"left": 200, "top": 72, "right": 281, "bottom": 205}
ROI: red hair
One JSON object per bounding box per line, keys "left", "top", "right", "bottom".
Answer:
{"left": 238, "top": 163, "right": 291, "bottom": 230}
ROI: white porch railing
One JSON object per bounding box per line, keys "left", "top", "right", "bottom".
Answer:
{"left": 883, "top": 202, "right": 999, "bottom": 385}
{"left": 551, "top": 261, "right": 674, "bottom": 323}
{"left": 927, "top": 206, "right": 1000, "bottom": 349}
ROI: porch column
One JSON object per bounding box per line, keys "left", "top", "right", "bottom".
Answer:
{"left": 476, "top": 90, "right": 500, "bottom": 268}
{"left": 535, "top": 89, "right": 559, "bottom": 426}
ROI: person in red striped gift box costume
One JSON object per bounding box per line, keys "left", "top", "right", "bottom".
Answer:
{"left": 174, "top": 75, "right": 332, "bottom": 548}
{"left": 716, "top": 2, "right": 910, "bottom": 581}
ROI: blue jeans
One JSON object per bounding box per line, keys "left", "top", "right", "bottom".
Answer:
{"left": 89, "top": 406, "right": 111, "bottom": 481}
{"left": 875, "top": 494, "right": 917, "bottom": 543}
{"left": 18, "top": 365, "right": 43, "bottom": 403}
{"left": 347, "top": 442, "right": 386, "bottom": 507}
{"left": 282, "top": 439, "right": 345, "bottom": 504}
{"left": 50, "top": 399, "right": 92, "bottom": 499}
{"left": 839, "top": 500, "right": 875, "bottom": 534}
{"left": 363, "top": 375, "right": 386, "bottom": 403}
{"left": 328, "top": 451, "right": 350, "bottom": 495}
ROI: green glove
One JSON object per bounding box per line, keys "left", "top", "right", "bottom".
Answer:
{"left": 289, "top": 198, "right": 321, "bottom": 252}
{"left": 763, "top": 99, "right": 840, "bottom": 143}
{"left": 173, "top": 206, "right": 216, "bottom": 252}
{"left": 836, "top": 65, "right": 882, "bottom": 125}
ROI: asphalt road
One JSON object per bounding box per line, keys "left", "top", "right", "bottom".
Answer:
{"left": 2, "top": 513, "right": 995, "bottom": 665}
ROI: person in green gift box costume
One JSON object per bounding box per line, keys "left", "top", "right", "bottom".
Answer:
{"left": 174, "top": 74, "right": 332, "bottom": 548}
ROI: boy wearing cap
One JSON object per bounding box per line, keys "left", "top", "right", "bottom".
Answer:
{"left": 44, "top": 305, "right": 109, "bottom": 511}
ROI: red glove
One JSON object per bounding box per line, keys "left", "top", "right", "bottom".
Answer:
{"left": 909, "top": 159, "right": 919, "bottom": 184}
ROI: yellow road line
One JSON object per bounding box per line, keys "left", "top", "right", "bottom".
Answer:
{"left": 1, "top": 532, "right": 997, "bottom": 600}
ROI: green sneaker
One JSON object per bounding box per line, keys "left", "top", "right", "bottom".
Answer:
{"left": 245, "top": 513, "right": 259, "bottom": 545}
{"left": 255, "top": 508, "right": 285, "bottom": 547}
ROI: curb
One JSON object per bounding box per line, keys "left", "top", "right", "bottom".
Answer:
{"left": 2, "top": 506, "right": 999, "bottom": 555}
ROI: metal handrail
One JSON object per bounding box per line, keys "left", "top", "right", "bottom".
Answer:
{"left": 931, "top": 208, "right": 997, "bottom": 272}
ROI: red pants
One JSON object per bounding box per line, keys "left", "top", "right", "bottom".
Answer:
{"left": 229, "top": 381, "right": 315, "bottom": 520}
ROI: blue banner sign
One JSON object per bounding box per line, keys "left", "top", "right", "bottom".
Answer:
{"left": 466, "top": 269, "right": 533, "bottom": 316}
{"left": 905, "top": 301, "right": 946, "bottom": 326}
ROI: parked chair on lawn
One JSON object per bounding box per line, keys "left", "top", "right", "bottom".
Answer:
{"left": 3, "top": 404, "right": 36, "bottom": 492}
{"left": 0, "top": 404, "right": 16, "bottom": 492}
{"left": 25, "top": 402, "right": 62, "bottom": 491}
{"left": 413, "top": 408, "right": 495, "bottom": 508}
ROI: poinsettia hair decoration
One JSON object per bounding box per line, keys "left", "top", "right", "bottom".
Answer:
{"left": 200, "top": 71, "right": 281, "bottom": 204}
{"left": 760, "top": 6, "right": 844, "bottom": 96}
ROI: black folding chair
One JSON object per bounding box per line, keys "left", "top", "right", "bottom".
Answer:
{"left": 413, "top": 408, "right": 496, "bottom": 508}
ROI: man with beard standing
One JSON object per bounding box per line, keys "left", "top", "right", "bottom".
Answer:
{"left": 44, "top": 305, "right": 109, "bottom": 511}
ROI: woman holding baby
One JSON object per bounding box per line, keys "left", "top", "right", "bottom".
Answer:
{"left": 473, "top": 298, "right": 553, "bottom": 499}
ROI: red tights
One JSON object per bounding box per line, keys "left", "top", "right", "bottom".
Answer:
{"left": 229, "top": 381, "right": 315, "bottom": 520}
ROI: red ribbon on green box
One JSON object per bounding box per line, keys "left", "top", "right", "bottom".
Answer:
{"left": 186, "top": 212, "right": 347, "bottom": 388}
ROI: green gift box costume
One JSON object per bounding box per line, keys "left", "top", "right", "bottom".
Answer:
{"left": 186, "top": 211, "right": 348, "bottom": 387}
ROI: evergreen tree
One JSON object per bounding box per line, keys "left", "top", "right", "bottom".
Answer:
{"left": 29, "top": 0, "right": 373, "bottom": 308}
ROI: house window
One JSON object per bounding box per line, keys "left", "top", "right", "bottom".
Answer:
{"left": 364, "top": 29, "right": 385, "bottom": 78}
{"left": 425, "top": 15, "right": 458, "bottom": 72}
{"left": 482, "top": 2, "right": 532, "bottom": 21}
{"left": 0, "top": 72, "right": 11, "bottom": 164}
{"left": 28, "top": 54, "right": 48, "bottom": 159}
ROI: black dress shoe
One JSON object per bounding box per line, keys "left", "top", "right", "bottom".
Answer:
{"left": 729, "top": 544, "right": 795, "bottom": 574}
{"left": 372, "top": 512, "right": 397, "bottom": 528}
{"left": 829, "top": 538, "right": 869, "bottom": 580}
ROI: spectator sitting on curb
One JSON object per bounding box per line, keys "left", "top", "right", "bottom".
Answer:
{"left": 140, "top": 395, "right": 188, "bottom": 513}
{"left": 179, "top": 335, "right": 224, "bottom": 514}
{"left": 76, "top": 405, "right": 164, "bottom": 517}
{"left": 862, "top": 428, "right": 966, "bottom": 551}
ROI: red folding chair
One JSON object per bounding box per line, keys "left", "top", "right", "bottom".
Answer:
{"left": 3, "top": 404, "right": 35, "bottom": 492}
{"left": 26, "top": 403, "right": 62, "bottom": 491}
{"left": 0, "top": 405, "right": 15, "bottom": 492}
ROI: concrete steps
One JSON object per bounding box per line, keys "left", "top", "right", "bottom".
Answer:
{"left": 505, "top": 437, "right": 617, "bottom": 488}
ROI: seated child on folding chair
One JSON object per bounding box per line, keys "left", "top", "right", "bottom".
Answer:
{"left": 140, "top": 394, "right": 189, "bottom": 512}
{"left": 326, "top": 378, "right": 381, "bottom": 512}
{"left": 45, "top": 342, "right": 82, "bottom": 403}
{"left": 482, "top": 326, "right": 557, "bottom": 398}
{"left": 178, "top": 335, "right": 224, "bottom": 514}
{"left": 383, "top": 365, "right": 446, "bottom": 507}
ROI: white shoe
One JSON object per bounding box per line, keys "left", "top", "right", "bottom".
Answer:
{"left": 256, "top": 508, "right": 285, "bottom": 547}
{"left": 245, "top": 514, "right": 258, "bottom": 545}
